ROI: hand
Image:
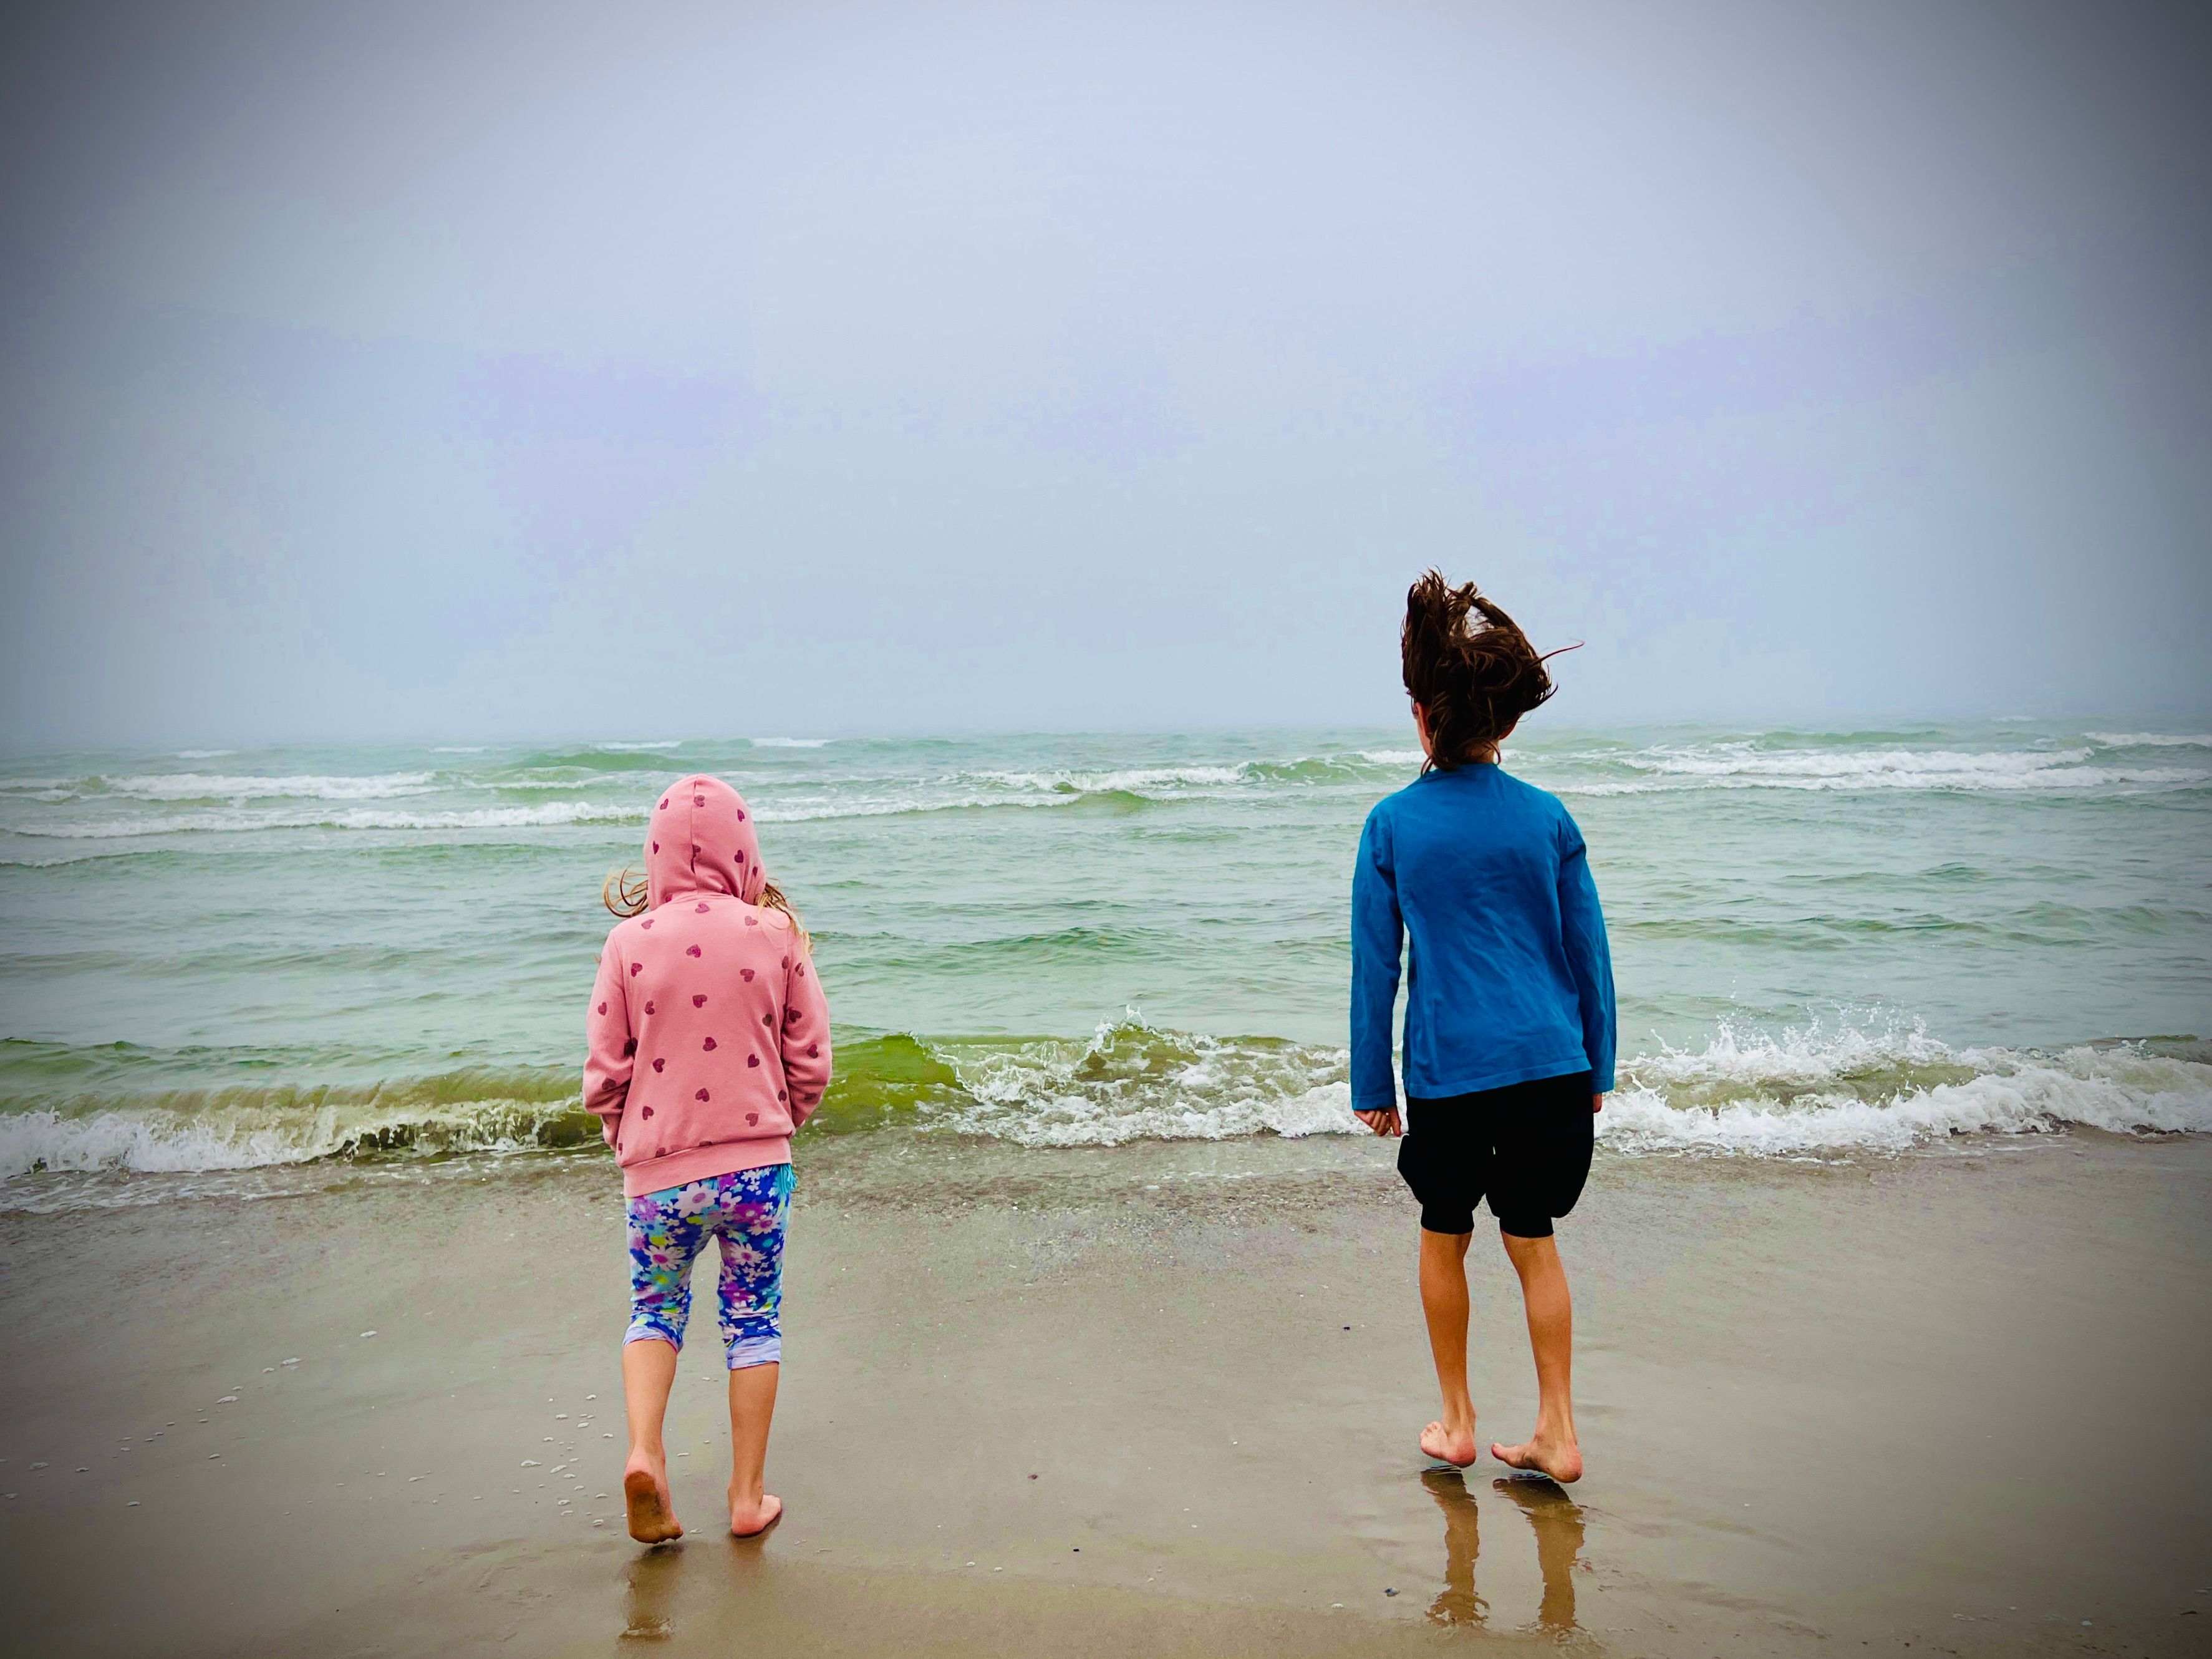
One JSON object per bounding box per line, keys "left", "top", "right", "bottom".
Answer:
{"left": 1355, "top": 1108, "right": 1401, "bottom": 1138}
{"left": 1592, "top": 1093, "right": 1605, "bottom": 1115}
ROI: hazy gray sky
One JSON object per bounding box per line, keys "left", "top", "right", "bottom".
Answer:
{"left": 2, "top": 0, "right": 2206, "bottom": 745}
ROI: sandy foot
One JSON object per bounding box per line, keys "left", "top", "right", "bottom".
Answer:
{"left": 624, "top": 1461, "right": 683, "bottom": 1544}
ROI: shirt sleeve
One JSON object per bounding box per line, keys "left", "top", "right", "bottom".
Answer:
{"left": 1349, "top": 805, "right": 1404, "bottom": 1111}
{"left": 777, "top": 936, "right": 833, "bottom": 1129}
{"left": 1557, "top": 812, "right": 1616, "bottom": 1093}
{"left": 582, "top": 937, "right": 635, "bottom": 1148}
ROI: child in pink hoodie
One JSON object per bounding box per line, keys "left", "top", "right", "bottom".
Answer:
{"left": 584, "top": 775, "right": 831, "bottom": 1542}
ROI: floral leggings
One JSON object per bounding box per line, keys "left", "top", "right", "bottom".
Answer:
{"left": 624, "top": 1164, "right": 793, "bottom": 1370}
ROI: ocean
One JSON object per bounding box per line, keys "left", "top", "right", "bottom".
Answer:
{"left": 1, "top": 720, "right": 2206, "bottom": 1207}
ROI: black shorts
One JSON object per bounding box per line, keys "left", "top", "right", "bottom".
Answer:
{"left": 1396, "top": 1070, "right": 1594, "bottom": 1239}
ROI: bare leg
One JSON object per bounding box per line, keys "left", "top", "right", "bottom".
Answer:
{"left": 1489, "top": 1232, "right": 1583, "bottom": 1482}
{"left": 621, "top": 1338, "right": 683, "bottom": 1542}
{"left": 726, "top": 1361, "right": 782, "bottom": 1536}
{"left": 1417, "top": 1227, "right": 1480, "bottom": 1466}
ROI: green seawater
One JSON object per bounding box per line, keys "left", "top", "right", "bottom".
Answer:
{"left": 1, "top": 722, "right": 2207, "bottom": 1197}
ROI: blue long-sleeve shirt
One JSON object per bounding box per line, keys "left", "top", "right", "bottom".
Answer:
{"left": 1351, "top": 763, "right": 1616, "bottom": 1108}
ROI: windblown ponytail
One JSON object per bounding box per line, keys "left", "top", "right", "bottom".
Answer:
{"left": 1400, "top": 571, "right": 1563, "bottom": 771}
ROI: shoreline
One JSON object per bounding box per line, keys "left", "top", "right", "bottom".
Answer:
{"left": 3, "top": 1130, "right": 2208, "bottom": 1654}
{"left": 9, "top": 1018, "right": 2210, "bottom": 1204}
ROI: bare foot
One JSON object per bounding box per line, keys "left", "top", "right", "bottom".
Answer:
{"left": 623, "top": 1454, "right": 683, "bottom": 1544}
{"left": 1419, "top": 1420, "right": 1479, "bottom": 1468}
{"left": 1489, "top": 1433, "right": 1582, "bottom": 1483}
{"left": 729, "top": 1491, "right": 783, "bottom": 1538}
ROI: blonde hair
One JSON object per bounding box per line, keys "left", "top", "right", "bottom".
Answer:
{"left": 601, "top": 866, "right": 810, "bottom": 953}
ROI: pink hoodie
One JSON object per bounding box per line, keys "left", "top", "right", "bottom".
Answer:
{"left": 584, "top": 775, "right": 833, "bottom": 1198}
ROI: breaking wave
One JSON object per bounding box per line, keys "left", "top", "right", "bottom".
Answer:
{"left": 2086, "top": 732, "right": 2212, "bottom": 748}
{"left": 4, "top": 1017, "right": 2203, "bottom": 1197}
{"left": 1600, "top": 1020, "right": 2212, "bottom": 1154}
{"left": 7, "top": 728, "right": 2209, "bottom": 847}
{"left": 0, "top": 1063, "right": 595, "bottom": 1186}
{"left": 1576, "top": 743, "right": 2210, "bottom": 796}
{"left": 104, "top": 771, "right": 440, "bottom": 801}
{"left": 6, "top": 801, "right": 642, "bottom": 838}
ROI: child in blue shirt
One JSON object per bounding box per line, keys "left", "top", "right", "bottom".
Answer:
{"left": 1351, "top": 571, "right": 1616, "bottom": 1483}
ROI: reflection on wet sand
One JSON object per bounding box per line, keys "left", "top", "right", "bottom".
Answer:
{"left": 620, "top": 1472, "right": 1586, "bottom": 1641}
{"left": 1493, "top": 1472, "right": 1587, "bottom": 1632}
{"left": 1422, "top": 1469, "right": 1488, "bottom": 1626}
{"left": 1421, "top": 1468, "right": 1587, "bottom": 1632}
{"left": 622, "top": 1541, "right": 683, "bottom": 1642}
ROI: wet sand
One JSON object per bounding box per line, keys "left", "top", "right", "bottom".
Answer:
{"left": 2, "top": 1131, "right": 2209, "bottom": 1655}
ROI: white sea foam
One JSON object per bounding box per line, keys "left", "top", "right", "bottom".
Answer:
{"left": 932, "top": 1018, "right": 1362, "bottom": 1147}
{"left": 6, "top": 791, "right": 1064, "bottom": 836}
{"left": 0, "top": 1110, "right": 335, "bottom": 1179}
{"left": 2, "top": 1021, "right": 2203, "bottom": 1186}
{"left": 948, "top": 1078, "right": 1361, "bottom": 1147}
{"left": 432, "top": 745, "right": 488, "bottom": 754}
{"left": 751, "top": 737, "right": 834, "bottom": 748}
{"left": 2087, "top": 732, "right": 2212, "bottom": 748}
{"left": 1644, "top": 743, "right": 2092, "bottom": 780}
{"left": 973, "top": 765, "right": 1252, "bottom": 796}
{"left": 753, "top": 794, "right": 1066, "bottom": 824}
{"left": 175, "top": 749, "right": 236, "bottom": 760}
{"left": 738, "top": 771, "right": 1265, "bottom": 824}
{"left": 1573, "top": 743, "right": 2209, "bottom": 796}
{"left": 1600, "top": 1048, "right": 2212, "bottom": 1153}
{"left": 1594, "top": 1020, "right": 2212, "bottom": 1154}
{"left": 0, "top": 776, "right": 88, "bottom": 795}
{"left": 0, "top": 1095, "right": 579, "bottom": 1186}
{"left": 593, "top": 741, "right": 682, "bottom": 752}
{"left": 479, "top": 753, "right": 1389, "bottom": 819}
{"left": 1621, "top": 1015, "right": 1961, "bottom": 1086}
{"left": 7, "top": 801, "right": 640, "bottom": 838}
{"left": 103, "top": 771, "right": 440, "bottom": 801}
{"left": 925, "top": 1016, "right": 2211, "bottom": 1155}
{"left": 484, "top": 778, "right": 622, "bottom": 790}
{"left": 10, "top": 733, "right": 2205, "bottom": 838}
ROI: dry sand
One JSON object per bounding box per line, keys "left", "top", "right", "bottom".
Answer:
{"left": 2, "top": 1131, "right": 2208, "bottom": 1655}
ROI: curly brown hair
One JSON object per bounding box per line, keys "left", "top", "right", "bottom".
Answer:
{"left": 1400, "top": 570, "right": 1562, "bottom": 770}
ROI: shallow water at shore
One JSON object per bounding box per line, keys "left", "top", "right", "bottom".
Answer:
{"left": 2, "top": 722, "right": 2207, "bottom": 1201}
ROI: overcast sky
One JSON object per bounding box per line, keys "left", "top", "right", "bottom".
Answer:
{"left": 2, "top": 0, "right": 2206, "bottom": 746}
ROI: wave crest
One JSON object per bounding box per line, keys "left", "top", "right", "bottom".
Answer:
{"left": 2, "top": 1018, "right": 2205, "bottom": 1193}
{"left": 105, "top": 771, "right": 440, "bottom": 801}
{"left": 1588, "top": 744, "right": 2210, "bottom": 796}
{"left": 2087, "top": 732, "right": 2212, "bottom": 748}
{"left": 1603, "top": 1020, "right": 2212, "bottom": 1153}
{"left": 0, "top": 1063, "right": 597, "bottom": 1183}
{"left": 9, "top": 801, "right": 642, "bottom": 838}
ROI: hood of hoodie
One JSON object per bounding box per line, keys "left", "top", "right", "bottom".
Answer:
{"left": 644, "top": 775, "right": 765, "bottom": 908}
